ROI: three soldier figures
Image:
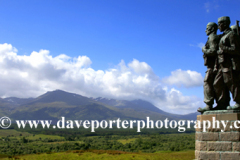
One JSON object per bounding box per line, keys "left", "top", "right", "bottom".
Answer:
{"left": 198, "top": 16, "right": 240, "bottom": 113}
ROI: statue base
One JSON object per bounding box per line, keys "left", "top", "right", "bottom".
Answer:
{"left": 195, "top": 110, "right": 240, "bottom": 160}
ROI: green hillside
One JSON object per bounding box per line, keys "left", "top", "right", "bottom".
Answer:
{"left": 1, "top": 90, "right": 198, "bottom": 122}
{"left": 1, "top": 150, "right": 195, "bottom": 160}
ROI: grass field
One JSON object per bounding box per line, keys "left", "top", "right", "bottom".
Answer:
{"left": 24, "top": 134, "right": 65, "bottom": 141}
{"left": 0, "top": 130, "right": 32, "bottom": 137}
{"left": 1, "top": 150, "right": 195, "bottom": 160}
{"left": 0, "top": 129, "right": 195, "bottom": 159}
{"left": 0, "top": 130, "right": 65, "bottom": 141}
{"left": 117, "top": 138, "right": 137, "bottom": 144}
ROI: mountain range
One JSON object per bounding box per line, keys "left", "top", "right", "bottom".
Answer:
{"left": 0, "top": 90, "right": 199, "bottom": 121}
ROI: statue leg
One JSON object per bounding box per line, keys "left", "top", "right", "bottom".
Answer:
{"left": 203, "top": 68, "right": 215, "bottom": 108}
{"left": 231, "top": 71, "right": 240, "bottom": 103}
{"left": 213, "top": 69, "right": 230, "bottom": 110}
{"left": 226, "top": 70, "right": 240, "bottom": 109}
{"left": 198, "top": 69, "right": 216, "bottom": 113}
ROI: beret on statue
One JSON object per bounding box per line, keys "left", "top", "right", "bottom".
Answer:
{"left": 218, "top": 16, "right": 231, "bottom": 24}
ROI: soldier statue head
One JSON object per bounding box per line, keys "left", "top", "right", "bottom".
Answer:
{"left": 218, "top": 16, "right": 231, "bottom": 32}
{"left": 231, "top": 25, "right": 239, "bottom": 34}
{"left": 205, "top": 22, "right": 218, "bottom": 36}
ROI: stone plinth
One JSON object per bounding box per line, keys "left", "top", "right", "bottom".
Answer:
{"left": 195, "top": 110, "right": 240, "bottom": 160}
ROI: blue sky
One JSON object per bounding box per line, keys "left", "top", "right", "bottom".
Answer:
{"left": 0, "top": 0, "right": 239, "bottom": 114}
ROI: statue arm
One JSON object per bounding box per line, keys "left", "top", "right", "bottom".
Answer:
{"left": 202, "top": 37, "right": 218, "bottom": 56}
{"left": 220, "top": 33, "right": 239, "bottom": 55}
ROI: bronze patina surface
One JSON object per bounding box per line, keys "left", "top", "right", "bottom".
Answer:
{"left": 198, "top": 16, "right": 240, "bottom": 113}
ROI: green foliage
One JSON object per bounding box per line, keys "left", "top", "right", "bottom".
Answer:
{"left": 0, "top": 128, "right": 195, "bottom": 156}
{"left": 0, "top": 130, "right": 32, "bottom": 137}
{"left": 1, "top": 150, "right": 195, "bottom": 160}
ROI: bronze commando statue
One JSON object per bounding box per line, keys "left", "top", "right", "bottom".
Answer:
{"left": 198, "top": 16, "right": 240, "bottom": 113}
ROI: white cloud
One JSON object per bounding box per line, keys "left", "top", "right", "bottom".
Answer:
{"left": 197, "top": 43, "right": 205, "bottom": 49}
{"left": 154, "top": 88, "right": 202, "bottom": 114}
{"left": 0, "top": 43, "right": 202, "bottom": 114}
{"left": 162, "top": 69, "right": 203, "bottom": 88}
{"left": 128, "top": 59, "right": 153, "bottom": 75}
{"left": 204, "top": 2, "right": 210, "bottom": 13}
{"left": 204, "top": 1, "right": 220, "bottom": 13}
{"left": 189, "top": 42, "right": 204, "bottom": 49}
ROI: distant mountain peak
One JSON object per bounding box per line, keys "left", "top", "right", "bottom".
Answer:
{"left": 46, "top": 89, "right": 69, "bottom": 94}
{"left": 24, "top": 89, "right": 94, "bottom": 106}
{"left": 1, "top": 90, "right": 199, "bottom": 121}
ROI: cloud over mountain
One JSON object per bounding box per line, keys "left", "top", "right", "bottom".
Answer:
{"left": 162, "top": 69, "right": 203, "bottom": 88}
{"left": 0, "top": 43, "right": 203, "bottom": 114}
